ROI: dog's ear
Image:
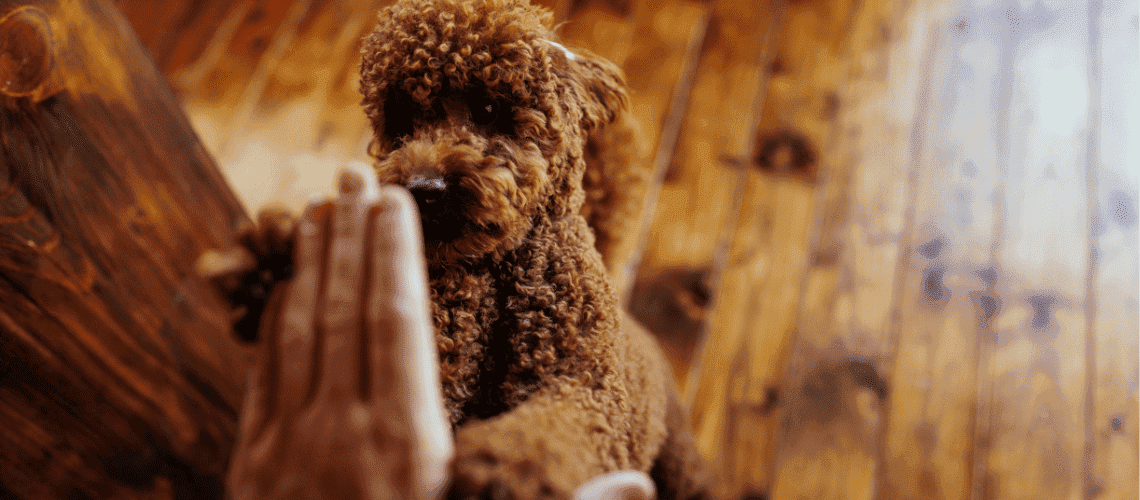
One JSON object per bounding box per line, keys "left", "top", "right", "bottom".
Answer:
{"left": 548, "top": 41, "right": 630, "bottom": 133}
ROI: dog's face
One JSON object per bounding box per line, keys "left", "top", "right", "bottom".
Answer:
{"left": 359, "top": 0, "right": 627, "bottom": 263}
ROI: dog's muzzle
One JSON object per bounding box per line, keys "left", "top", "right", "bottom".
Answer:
{"left": 406, "top": 172, "right": 456, "bottom": 243}
{"left": 407, "top": 173, "right": 447, "bottom": 210}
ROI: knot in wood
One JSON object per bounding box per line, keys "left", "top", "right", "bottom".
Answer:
{"left": 752, "top": 128, "right": 818, "bottom": 182}
{"left": 0, "top": 6, "right": 52, "bottom": 98}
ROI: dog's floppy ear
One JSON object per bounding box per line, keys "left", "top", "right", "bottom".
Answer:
{"left": 547, "top": 40, "right": 630, "bottom": 133}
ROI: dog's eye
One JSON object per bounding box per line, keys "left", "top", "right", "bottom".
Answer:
{"left": 471, "top": 101, "right": 499, "bottom": 126}
{"left": 384, "top": 91, "right": 419, "bottom": 145}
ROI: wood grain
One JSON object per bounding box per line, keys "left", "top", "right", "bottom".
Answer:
{"left": 765, "top": 0, "right": 949, "bottom": 498}
{"left": 628, "top": 0, "right": 780, "bottom": 427}
{"left": 876, "top": 11, "right": 987, "bottom": 500}
{"left": 1087, "top": 0, "right": 1139, "bottom": 498}
{"left": 0, "top": 0, "right": 249, "bottom": 498}
{"left": 112, "top": 0, "right": 236, "bottom": 79}
{"left": 973, "top": 2, "right": 1094, "bottom": 497}
{"left": 634, "top": 0, "right": 779, "bottom": 275}
{"left": 170, "top": 0, "right": 308, "bottom": 119}
{"left": 202, "top": 0, "right": 395, "bottom": 214}
{"left": 618, "top": 0, "right": 708, "bottom": 303}
{"left": 705, "top": 0, "right": 873, "bottom": 489}
{"left": 81, "top": 1, "right": 1140, "bottom": 499}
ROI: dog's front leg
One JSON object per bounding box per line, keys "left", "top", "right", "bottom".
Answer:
{"left": 447, "top": 383, "right": 632, "bottom": 500}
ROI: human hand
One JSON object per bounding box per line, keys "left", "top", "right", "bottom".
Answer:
{"left": 226, "top": 163, "right": 452, "bottom": 500}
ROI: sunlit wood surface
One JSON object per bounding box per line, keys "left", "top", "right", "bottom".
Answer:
{"left": 0, "top": 0, "right": 250, "bottom": 498}
{"left": 104, "top": 0, "right": 1140, "bottom": 498}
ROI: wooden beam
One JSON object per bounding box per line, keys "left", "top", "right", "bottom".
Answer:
{"left": 0, "top": 0, "right": 249, "bottom": 497}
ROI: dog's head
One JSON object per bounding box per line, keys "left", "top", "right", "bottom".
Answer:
{"left": 359, "top": 0, "right": 627, "bottom": 263}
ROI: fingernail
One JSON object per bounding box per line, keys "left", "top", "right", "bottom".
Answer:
{"left": 339, "top": 169, "right": 365, "bottom": 195}
{"left": 299, "top": 197, "right": 330, "bottom": 232}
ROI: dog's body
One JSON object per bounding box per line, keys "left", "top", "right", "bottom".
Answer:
{"left": 358, "top": 0, "right": 708, "bottom": 497}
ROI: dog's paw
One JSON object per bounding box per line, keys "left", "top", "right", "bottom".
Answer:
{"left": 448, "top": 440, "right": 566, "bottom": 500}
{"left": 196, "top": 206, "right": 296, "bottom": 342}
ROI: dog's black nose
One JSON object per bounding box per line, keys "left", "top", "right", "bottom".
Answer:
{"left": 407, "top": 173, "right": 447, "bottom": 209}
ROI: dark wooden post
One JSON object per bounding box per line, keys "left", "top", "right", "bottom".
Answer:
{"left": 0, "top": 0, "right": 249, "bottom": 498}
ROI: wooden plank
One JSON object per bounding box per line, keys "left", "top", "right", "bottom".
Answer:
{"left": 709, "top": 0, "right": 879, "bottom": 488}
{"left": 876, "top": 9, "right": 998, "bottom": 499}
{"left": 112, "top": 0, "right": 237, "bottom": 79}
{"left": 174, "top": 0, "right": 311, "bottom": 153}
{"left": 1087, "top": 0, "right": 1138, "bottom": 497}
{"left": 632, "top": 0, "right": 779, "bottom": 279}
{"left": 973, "top": 0, "right": 1095, "bottom": 497}
{"left": 207, "top": 0, "right": 395, "bottom": 214}
{"left": 0, "top": 0, "right": 249, "bottom": 497}
{"left": 686, "top": 0, "right": 853, "bottom": 487}
{"left": 618, "top": 0, "right": 709, "bottom": 300}
{"left": 684, "top": 0, "right": 952, "bottom": 497}
{"left": 961, "top": 1, "right": 1017, "bottom": 497}
{"left": 712, "top": 176, "right": 816, "bottom": 498}
{"left": 765, "top": 0, "right": 948, "bottom": 498}
{"left": 627, "top": 0, "right": 780, "bottom": 426}
{"left": 684, "top": 0, "right": 883, "bottom": 494}
{"left": 724, "top": 0, "right": 932, "bottom": 495}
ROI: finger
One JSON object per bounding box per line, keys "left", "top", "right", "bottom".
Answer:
{"left": 226, "top": 358, "right": 275, "bottom": 495}
{"left": 256, "top": 205, "right": 297, "bottom": 258}
{"left": 275, "top": 197, "right": 332, "bottom": 415}
{"left": 317, "top": 164, "right": 382, "bottom": 399}
{"left": 195, "top": 246, "right": 257, "bottom": 294}
{"left": 366, "top": 186, "right": 431, "bottom": 396}
{"left": 366, "top": 186, "right": 453, "bottom": 498}
{"left": 573, "top": 471, "right": 656, "bottom": 500}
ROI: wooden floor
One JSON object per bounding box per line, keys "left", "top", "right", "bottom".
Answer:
{"left": 114, "top": 0, "right": 1138, "bottom": 498}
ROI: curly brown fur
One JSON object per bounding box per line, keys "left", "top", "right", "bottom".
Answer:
{"left": 356, "top": 1, "right": 709, "bottom": 498}
{"left": 580, "top": 110, "right": 650, "bottom": 276}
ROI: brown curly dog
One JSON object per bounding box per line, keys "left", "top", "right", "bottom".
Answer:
{"left": 357, "top": 0, "right": 708, "bottom": 498}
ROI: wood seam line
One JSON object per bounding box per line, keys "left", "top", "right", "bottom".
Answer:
{"left": 1080, "top": 0, "right": 1104, "bottom": 497}
{"left": 727, "top": 0, "right": 872, "bottom": 481}
{"left": 969, "top": 0, "right": 1019, "bottom": 496}
{"left": 681, "top": 0, "right": 787, "bottom": 408}
{"left": 755, "top": 0, "right": 877, "bottom": 490}
{"left": 871, "top": 7, "right": 945, "bottom": 500}
{"left": 619, "top": 5, "right": 711, "bottom": 305}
